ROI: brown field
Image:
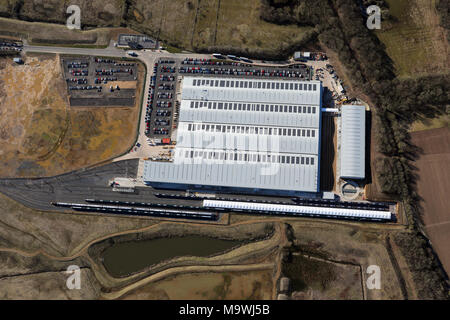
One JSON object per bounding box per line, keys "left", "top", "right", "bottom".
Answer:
{"left": 0, "top": 189, "right": 426, "bottom": 300}
{"left": 289, "top": 255, "right": 363, "bottom": 300}
{"left": 411, "top": 127, "right": 450, "bottom": 275}
{"left": 0, "top": 17, "right": 138, "bottom": 47}
{"left": 287, "top": 221, "right": 408, "bottom": 300}
{"left": 0, "top": 53, "right": 142, "bottom": 178}
{"left": 121, "top": 270, "right": 273, "bottom": 300}
{"left": 128, "top": 0, "right": 312, "bottom": 53}
{"left": 3, "top": 0, "right": 124, "bottom": 27}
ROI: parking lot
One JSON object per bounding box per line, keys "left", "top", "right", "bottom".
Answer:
{"left": 179, "top": 58, "right": 311, "bottom": 79}
{"left": 145, "top": 58, "right": 179, "bottom": 141}
{"left": 0, "top": 38, "right": 22, "bottom": 54}
{"left": 61, "top": 56, "right": 139, "bottom": 107}
{"left": 144, "top": 57, "right": 312, "bottom": 143}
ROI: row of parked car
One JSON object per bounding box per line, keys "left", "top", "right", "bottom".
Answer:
{"left": 160, "top": 65, "right": 176, "bottom": 73}
{"left": 95, "top": 68, "right": 133, "bottom": 76}
{"left": 154, "top": 61, "right": 179, "bottom": 135}
{"left": 94, "top": 76, "right": 118, "bottom": 84}
{"left": 0, "top": 41, "right": 22, "bottom": 48}
{"left": 181, "top": 58, "right": 247, "bottom": 67}
{"left": 70, "top": 70, "right": 88, "bottom": 76}
{"left": 67, "top": 62, "right": 88, "bottom": 69}
{"left": 69, "top": 85, "right": 102, "bottom": 91}
{"left": 160, "top": 74, "right": 175, "bottom": 81}
{"left": 145, "top": 74, "right": 157, "bottom": 136}
{"left": 67, "top": 78, "right": 87, "bottom": 84}
{"left": 179, "top": 66, "right": 306, "bottom": 78}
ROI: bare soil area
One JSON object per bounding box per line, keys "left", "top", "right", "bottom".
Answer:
{"left": 411, "top": 127, "right": 450, "bottom": 276}
{"left": 0, "top": 53, "right": 142, "bottom": 178}
{"left": 121, "top": 270, "right": 273, "bottom": 300}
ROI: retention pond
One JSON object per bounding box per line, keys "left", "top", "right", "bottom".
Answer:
{"left": 102, "top": 236, "right": 242, "bottom": 277}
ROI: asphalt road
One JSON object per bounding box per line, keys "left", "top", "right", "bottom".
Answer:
{"left": 0, "top": 159, "right": 301, "bottom": 213}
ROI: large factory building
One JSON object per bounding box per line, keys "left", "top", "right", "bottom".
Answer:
{"left": 143, "top": 76, "right": 323, "bottom": 196}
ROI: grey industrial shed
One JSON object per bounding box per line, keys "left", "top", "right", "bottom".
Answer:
{"left": 340, "top": 105, "right": 366, "bottom": 179}
{"left": 144, "top": 76, "right": 323, "bottom": 194}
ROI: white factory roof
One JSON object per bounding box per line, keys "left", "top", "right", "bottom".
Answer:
{"left": 144, "top": 76, "right": 323, "bottom": 193}
{"left": 203, "top": 200, "right": 391, "bottom": 220}
{"left": 340, "top": 105, "right": 366, "bottom": 179}
{"left": 176, "top": 122, "right": 319, "bottom": 155}
{"left": 181, "top": 77, "right": 322, "bottom": 106}
{"left": 179, "top": 100, "right": 320, "bottom": 128}
{"left": 144, "top": 149, "right": 319, "bottom": 192}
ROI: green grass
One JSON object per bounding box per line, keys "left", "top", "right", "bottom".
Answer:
{"left": 165, "top": 44, "right": 183, "bottom": 53}
{"left": 410, "top": 113, "right": 450, "bottom": 132}
{"left": 215, "top": 0, "right": 312, "bottom": 51}
{"left": 29, "top": 41, "right": 109, "bottom": 49}
{"left": 375, "top": 0, "right": 446, "bottom": 78}
{"left": 129, "top": 0, "right": 312, "bottom": 56}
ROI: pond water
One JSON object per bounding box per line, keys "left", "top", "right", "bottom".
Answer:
{"left": 102, "top": 236, "right": 242, "bottom": 277}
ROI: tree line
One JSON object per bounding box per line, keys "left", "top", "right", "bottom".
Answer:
{"left": 259, "top": 0, "right": 449, "bottom": 299}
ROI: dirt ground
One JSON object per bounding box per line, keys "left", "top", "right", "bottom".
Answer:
{"left": 121, "top": 270, "right": 273, "bottom": 300}
{"left": 286, "top": 220, "right": 409, "bottom": 300}
{"left": 0, "top": 53, "right": 142, "bottom": 178}
{"left": 0, "top": 192, "right": 159, "bottom": 257}
{"left": 411, "top": 127, "right": 450, "bottom": 276}
{"left": 0, "top": 189, "right": 423, "bottom": 300}
{"left": 289, "top": 256, "right": 363, "bottom": 300}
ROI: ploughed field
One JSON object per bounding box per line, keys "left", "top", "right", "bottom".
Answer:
{"left": 411, "top": 127, "right": 450, "bottom": 276}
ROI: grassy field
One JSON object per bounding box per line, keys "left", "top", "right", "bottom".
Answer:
{"left": 1, "top": 0, "right": 313, "bottom": 55}
{"left": 375, "top": 0, "right": 449, "bottom": 78}
{"left": 410, "top": 113, "right": 449, "bottom": 132}
{"left": 130, "top": 0, "right": 198, "bottom": 49}
{"left": 214, "top": 0, "right": 313, "bottom": 53}
{"left": 4, "top": 0, "right": 125, "bottom": 27}
{"left": 0, "top": 192, "right": 158, "bottom": 257}
{"left": 121, "top": 270, "right": 273, "bottom": 300}
{"left": 0, "top": 17, "right": 139, "bottom": 47}
{"left": 287, "top": 221, "right": 410, "bottom": 299}
{"left": 0, "top": 189, "right": 425, "bottom": 300}
{"left": 0, "top": 53, "right": 143, "bottom": 178}
{"left": 129, "top": 0, "right": 313, "bottom": 54}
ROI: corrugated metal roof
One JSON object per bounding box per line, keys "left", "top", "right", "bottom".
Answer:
{"left": 144, "top": 151, "right": 319, "bottom": 192}
{"left": 180, "top": 100, "right": 320, "bottom": 128}
{"left": 340, "top": 105, "right": 366, "bottom": 179}
{"left": 143, "top": 76, "right": 323, "bottom": 193}
{"left": 203, "top": 200, "right": 391, "bottom": 220}
{"left": 176, "top": 122, "right": 319, "bottom": 155}
{"left": 181, "top": 77, "right": 322, "bottom": 106}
